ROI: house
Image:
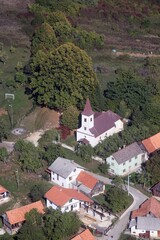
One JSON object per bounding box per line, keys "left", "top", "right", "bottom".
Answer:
{"left": 129, "top": 197, "right": 160, "bottom": 238}
{"left": 142, "top": 132, "right": 160, "bottom": 154}
{"left": 44, "top": 186, "right": 93, "bottom": 213}
{"left": 106, "top": 142, "right": 148, "bottom": 176}
{"left": 74, "top": 171, "right": 105, "bottom": 197}
{"left": 151, "top": 182, "right": 160, "bottom": 197}
{"left": 0, "top": 185, "right": 9, "bottom": 201}
{"left": 2, "top": 200, "right": 44, "bottom": 234}
{"left": 48, "top": 157, "right": 85, "bottom": 188}
{"left": 71, "top": 229, "right": 95, "bottom": 240}
{"left": 76, "top": 99, "right": 124, "bottom": 147}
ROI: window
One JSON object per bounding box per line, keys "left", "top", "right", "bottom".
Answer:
{"left": 84, "top": 127, "right": 86, "bottom": 130}
{"left": 111, "top": 157, "right": 114, "bottom": 160}
{"left": 135, "top": 155, "right": 137, "bottom": 159}
{"left": 69, "top": 199, "right": 72, "bottom": 203}
{"left": 84, "top": 118, "right": 87, "bottom": 122}
{"left": 135, "top": 163, "right": 137, "bottom": 166}
{"left": 74, "top": 169, "right": 76, "bottom": 172}
{"left": 90, "top": 118, "right": 92, "bottom": 122}
{"left": 57, "top": 174, "right": 59, "bottom": 180}
{"left": 123, "top": 169, "right": 126, "bottom": 172}
{"left": 69, "top": 176, "right": 72, "bottom": 181}
{"left": 123, "top": 162, "right": 126, "bottom": 165}
{"left": 129, "top": 159, "right": 131, "bottom": 162}
{"left": 62, "top": 183, "right": 64, "bottom": 187}
{"left": 65, "top": 206, "right": 69, "bottom": 210}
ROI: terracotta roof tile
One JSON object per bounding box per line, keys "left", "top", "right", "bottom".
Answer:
{"left": 71, "top": 229, "right": 95, "bottom": 240}
{"left": 142, "top": 132, "right": 160, "bottom": 154}
{"left": 6, "top": 201, "right": 44, "bottom": 225}
{"left": 82, "top": 99, "right": 94, "bottom": 116}
{"left": 131, "top": 197, "right": 160, "bottom": 219}
{"left": 44, "top": 186, "right": 93, "bottom": 207}
{"left": 77, "top": 171, "right": 98, "bottom": 190}
{"left": 0, "top": 185, "right": 8, "bottom": 194}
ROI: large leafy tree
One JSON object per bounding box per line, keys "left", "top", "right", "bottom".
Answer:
{"left": 61, "top": 105, "right": 79, "bottom": 130}
{"left": 0, "top": 118, "right": 8, "bottom": 142}
{"left": 14, "top": 140, "right": 42, "bottom": 172}
{"left": 31, "top": 22, "right": 58, "bottom": 54}
{"left": 29, "top": 42, "right": 99, "bottom": 110}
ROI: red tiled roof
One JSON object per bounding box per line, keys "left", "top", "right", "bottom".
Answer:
{"left": 131, "top": 197, "right": 160, "bottom": 219}
{"left": 79, "top": 138, "right": 90, "bottom": 145}
{"left": 77, "top": 171, "right": 98, "bottom": 190}
{"left": 71, "top": 229, "right": 95, "bottom": 240}
{"left": 90, "top": 110, "right": 121, "bottom": 137}
{"left": 0, "top": 185, "right": 8, "bottom": 194}
{"left": 82, "top": 99, "right": 94, "bottom": 116}
{"left": 6, "top": 201, "right": 45, "bottom": 225}
{"left": 142, "top": 132, "right": 160, "bottom": 154}
{"left": 45, "top": 186, "right": 93, "bottom": 207}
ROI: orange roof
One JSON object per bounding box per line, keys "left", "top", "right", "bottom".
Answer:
{"left": 131, "top": 197, "right": 160, "bottom": 219}
{"left": 71, "top": 229, "right": 95, "bottom": 240}
{"left": 142, "top": 132, "right": 160, "bottom": 153}
{"left": 6, "top": 200, "right": 44, "bottom": 225}
{"left": 45, "top": 186, "right": 93, "bottom": 207}
{"left": 77, "top": 171, "right": 98, "bottom": 190}
{"left": 0, "top": 185, "right": 8, "bottom": 194}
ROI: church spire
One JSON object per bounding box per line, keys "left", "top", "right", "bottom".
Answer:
{"left": 82, "top": 99, "right": 94, "bottom": 116}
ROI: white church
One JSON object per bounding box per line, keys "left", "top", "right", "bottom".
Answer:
{"left": 76, "top": 99, "right": 124, "bottom": 147}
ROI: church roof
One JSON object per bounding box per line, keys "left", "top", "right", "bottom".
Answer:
{"left": 90, "top": 110, "right": 121, "bottom": 137}
{"left": 82, "top": 99, "right": 94, "bottom": 116}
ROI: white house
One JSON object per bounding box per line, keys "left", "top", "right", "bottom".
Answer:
{"left": 76, "top": 99, "right": 124, "bottom": 147}
{"left": 106, "top": 142, "right": 148, "bottom": 176}
{"left": 48, "top": 157, "right": 85, "bottom": 188}
{"left": 129, "top": 197, "right": 160, "bottom": 239}
{"left": 44, "top": 186, "right": 93, "bottom": 213}
{"left": 0, "top": 185, "right": 9, "bottom": 202}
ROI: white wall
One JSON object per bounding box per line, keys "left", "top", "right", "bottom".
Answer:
{"left": 46, "top": 198, "right": 82, "bottom": 213}
{"left": 77, "top": 119, "right": 124, "bottom": 147}
{"left": 50, "top": 168, "right": 83, "bottom": 188}
{"left": 131, "top": 226, "right": 158, "bottom": 238}
{"left": 106, "top": 152, "right": 148, "bottom": 176}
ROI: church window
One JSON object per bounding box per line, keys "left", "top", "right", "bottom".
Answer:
{"left": 90, "top": 118, "right": 92, "bottom": 122}
{"left": 84, "top": 118, "right": 87, "bottom": 122}
{"left": 84, "top": 127, "right": 86, "bottom": 130}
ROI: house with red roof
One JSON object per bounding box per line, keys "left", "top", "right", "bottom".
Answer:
{"left": 0, "top": 185, "right": 9, "bottom": 201}
{"left": 76, "top": 99, "right": 124, "bottom": 147}
{"left": 142, "top": 132, "right": 160, "bottom": 154}
{"left": 44, "top": 186, "right": 93, "bottom": 213}
{"left": 74, "top": 171, "right": 105, "bottom": 197}
{"left": 129, "top": 197, "right": 160, "bottom": 238}
{"left": 71, "top": 229, "right": 95, "bottom": 240}
{"left": 2, "top": 200, "right": 44, "bottom": 234}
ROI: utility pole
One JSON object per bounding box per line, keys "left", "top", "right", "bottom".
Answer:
{"left": 9, "top": 104, "right": 13, "bottom": 128}
{"left": 15, "top": 169, "right": 20, "bottom": 190}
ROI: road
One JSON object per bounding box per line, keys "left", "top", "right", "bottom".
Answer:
{"left": 90, "top": 173, "right": 148, "bottom": 240}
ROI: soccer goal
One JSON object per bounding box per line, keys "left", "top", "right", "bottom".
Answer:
{"left": 5, "top": 93, "right": 15, "bottom": 100}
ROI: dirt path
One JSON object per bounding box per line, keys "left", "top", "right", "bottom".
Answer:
{"left": 114, "top": 51, "right": 160, "bottom": 58}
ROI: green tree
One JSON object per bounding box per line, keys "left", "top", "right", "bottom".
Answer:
{"left": 29, "top": 42, "right": 99, "bottom": 110}
{"left": 43, "top": 143, "right": 65, "bottom": 165}
{"left": 29, "top": 182, "right": 51, "bottom": 202}
{"left": 111, "top": 175, "right": 124, "bottom": 188}
{"left": 15, "top": 140, "right": 42, "bottom": 172}
{"left": 144, "top": 152, "right": 160, "bottom": 185}
{"left": 0, "top": 147, "right": 8, "bottom": 162}
{"left": 77, "top": 144, "right": 93, "bottom": 162}
{"left": 105, "top": 186, "right": 131, "bottom": 213}
{"left": 17, "top": 210, "right": 45, "bottom": 240}
{"left": 0, "top": 118, "right": 8, "bottom": 142}
{"left": 38, "top": 129, "right": 59, "bottom": 148}
{"left": 44, "top": 209, "right": 80, "bottom": 240}
{"left": 61, "top": 106, "right": 79, "bottom": 130}
{"left": 31, "top": 22, "right": 58, "bottom": 54}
